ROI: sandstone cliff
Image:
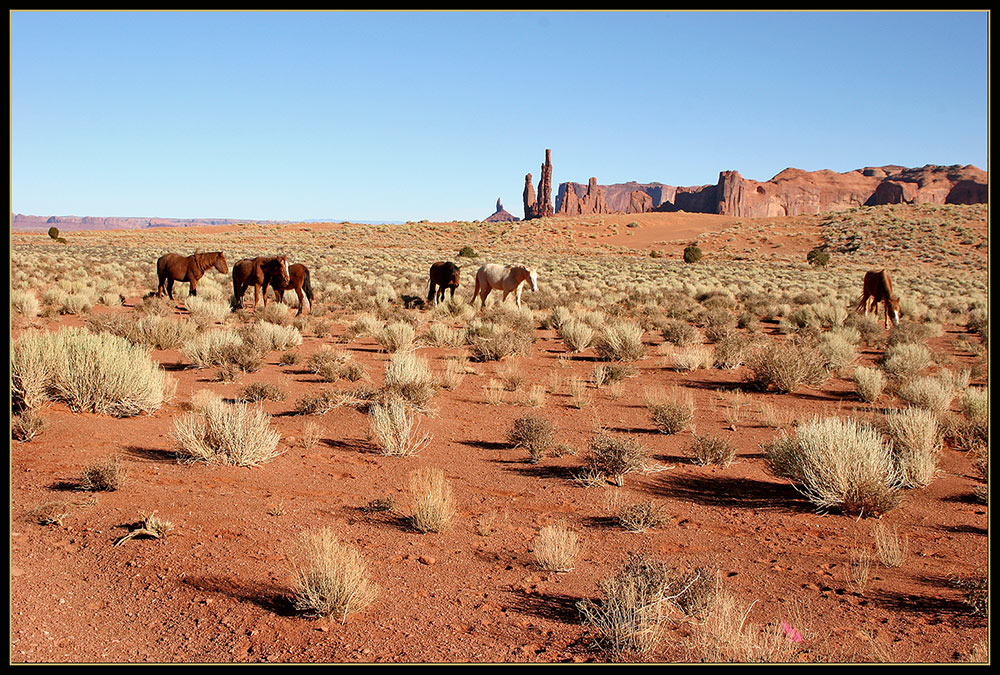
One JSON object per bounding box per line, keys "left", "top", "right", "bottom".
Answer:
{"left": 484, "top": 198, "right": 519, "bottom": 222}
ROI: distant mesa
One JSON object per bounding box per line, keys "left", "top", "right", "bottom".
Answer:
{"left": 484, "top": 198, "right": 519, "bottom": 222}
{"left": 11, "top": 214, "right": 258, "bottom": 232}
{"left": 514, "top": 148, "right": 987, "bottom": 220}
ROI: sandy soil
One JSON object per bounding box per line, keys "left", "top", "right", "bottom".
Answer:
{"left": 10, "top": 211, "right": 989, "bottom": 664}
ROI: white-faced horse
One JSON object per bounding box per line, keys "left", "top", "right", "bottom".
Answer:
{"left": 472, "top": 263, "right": 538, "bottom": 309}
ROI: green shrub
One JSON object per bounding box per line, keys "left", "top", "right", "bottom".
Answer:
{"left": 806, "top": 247, "right": 830, "bottom": 266}
{"left": 457, "top": 246, "right": 478, "bottom": 258}
{"left": 683, "top": 245, "right": 703, "bottom": 263}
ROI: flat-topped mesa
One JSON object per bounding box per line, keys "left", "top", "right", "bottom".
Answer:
{"left": 523, "top": 149, "right": 554, "bottom": 220}
{"left": 549, "top": 164, "right": 986, "bottom": 218}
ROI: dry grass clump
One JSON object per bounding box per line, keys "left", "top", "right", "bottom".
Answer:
{"left": 872, "top": 521, "right": 908, "bottom": 568}
{"left": 438, "top": 356, "right": 468, "bottom": 390}
{"left": 591, "top": 362, "right": 636, "bottom": 388}
{"left": 896, "top": 375, "right": 955, "bottom": 414}
{"left": 687, "top": 590, "right": 805, "bottom": 662}
{"left": 467, "top": 321, "right": 533, "bottom": 362}
{"left": 660, "top": 319, "right": 701, "bottom": 347}
{"left": 607, "top": 494, "right": 669, "bottom": 532}
{"left": 12, "top": 289, "right": 41, "bottom": 318}
{"left": 507, "top": 414, "right": 556, "bottom": 464}
{"left": 594, "top": 322, "right": 647, "bottom": 362}
{"left": 376, "top": 321, "right": 417, "bottom": 353}
{"left": 113, "top": 511, "right": 175, "bottom": 546}
{"left": 666, "top": 344, "right": 715, "bottom": 372}
{"left": 818, "top": 331, "right": 857, "bottom": 372}
{"left": 584, "top": 433, "right": 648, "bottom": 487}
{"left": 80, "top": 456, "right": 127, "bottom": 491}
{"left": 533, "top": 523, "right": 580, "bottom": 572}
{"left": 367, "top": 398, "right": 431, "bottom": 457}
{"left": 381, "top": 351, "right": 437, "bottom": 409}
{"left": 89, "top": 313, "right": 198, "bottom": 350}
{"left": 422, "top": 322, "right": 467, "bottom": 349}
{"left": 309, "top": 346, "right": 365, "bottom": 383}
{"left": 884, "top": 407, "right": 941, "bottom": 488}
{"left": 577, "top": 554, "right": 707, "bottom": 657}
{"left": 12, "top": 409, "right": 46, "bottom": 442}
{"left": 182, "top": 328, "right": 245, "bottom": 368}
{"left": 559, "top": 319, "right": 595, "bottom": 353}
{"left": 295, "top": 389, "right": 352, "bottom": 415}
{"left": 13, "top": 327, "right": 170, "bottom": 417}
{"left": 688, "top": 433, "right": 737, "bottom": 468}
{"left": 409, "top": 468, "right": 457, "bottom": 533}
{"left": 881, "top": 342, "right": 933, "bottom": 379}
{"left": 853, "top": 366, "right": 886, "bottom": 403}
{"left": 240, "top": 321, "right": 303, "bottom": 352}
{"left": 712, "top": 333, "right": 755, "bottom": 370}
{"left": 950, "top": 575, "right": 988, "bottom": 617}
{"left": 290, "top": 527, "right": 378, "bottom": 623}
{"left": 645, "top": 388, "right": 694, "bottom": 435}
{"left": 170, "top": 400, "right": 282, "bottom": 466}
{"left": 744, "top": 340, "right": 827, "bottom": 394}
{"left": 29, "top": 500, "right": 74, "bottom": 526}
{"left": 238, "top": 382, "right": 287, "bottom": 402}
{"left": 765, "top": 416, "right": 903, "bottom": 517}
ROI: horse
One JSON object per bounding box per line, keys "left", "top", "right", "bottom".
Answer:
{"left": 156, "top": 251, "right": 228, "bottom": 300}
{"left": 267, "top": 263, "right": 314, "bottom": 316}
{"left": 472, "top": 263, "right": 538, "bottom": 310}
{"left": 427, "top": 261, "right": 461, "bottom": 306}
{"left": 857, "top": 270, "right": 901, "bottom": 328}
{"left": 232, "top": 256, "right": 290, "bottom": 310}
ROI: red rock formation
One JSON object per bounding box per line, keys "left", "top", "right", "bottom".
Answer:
{"left": 558, "top": 177, "right": 610, "bottom": 216}
{"left": 628, "top": 190, "right": 654, "bottom": 214}
{"left": 484, "top": 198, "right": 519, "bottom": 222}
{"left": 523, "top": 149, "right": 554, "bottom": 220}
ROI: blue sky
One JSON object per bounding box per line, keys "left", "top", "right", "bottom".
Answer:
{"left": 11, "top": 10, "right": 989, "bottom": 222}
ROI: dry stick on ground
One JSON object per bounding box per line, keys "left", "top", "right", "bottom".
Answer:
{"left": 113, "top": 512, "right": 175, "bottom": 546}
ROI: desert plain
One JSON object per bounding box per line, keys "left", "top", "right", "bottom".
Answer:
{"left": 10, "top": 203, "right": 989, "bottom": 663}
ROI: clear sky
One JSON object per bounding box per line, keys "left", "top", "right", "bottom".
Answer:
{"left": 10, "top": 10, "right": 989, "bottom": 223}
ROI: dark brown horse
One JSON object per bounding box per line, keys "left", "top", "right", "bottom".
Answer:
{"left": 427, "top": 261, "right": 460, "bottom": 305}
{"left": 267, "top": 263, "right": 314, "bottom": 316}
{"left": 857, "top": 270, "right": 901, "bottom": 328}
{"left": 156, "top": 251, "right": 228, "bottom": 300}
{"left": 232, "top": 256, "right": 290, "bottom": 310}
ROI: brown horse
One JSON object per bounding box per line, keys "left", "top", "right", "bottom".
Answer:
{"left": 156, "top": 251, "right": 228, "bottom": 300}
{"left": 232, "top": 256, "right": 290, "bottom": 310}
{"left": 427, "top": 261, "right": 460, "bottom": 305}
{"left": 857, "top": 270, "right": 901, "bottom": 328}
{"left": 267, "top": 263, "right": 314, "bottom": 315}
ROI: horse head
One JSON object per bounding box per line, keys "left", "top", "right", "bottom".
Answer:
{"left": 214, "top": 252, "right": 229, "bottom": 275}
{"left": 527, "top": 268, "right": 538, "bottom": 292}
{"left": 275, "top": 256, "right": 290, "bottom": 286}
{"left": 888, "top": 294, "right": 901, "bottom": 325}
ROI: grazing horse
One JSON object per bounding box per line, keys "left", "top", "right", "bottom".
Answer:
{"left": 857, "top": 270, "right": 901, "bottom": 328}
{"left": 267, "top": 263, "right": 314, "bottom": 316}
{"left": 427, "top": 261, "right": 461, "bottom": 305}
{"left": 156, "top": 251, "right": 228, "bottom": 300}
{"left": 232, "top": 256, "right": 290, "bottom": 310}
{"left": 472, "top": 263, "right": 538, "bottom": 310}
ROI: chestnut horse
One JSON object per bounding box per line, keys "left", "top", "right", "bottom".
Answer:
{"left": 156, "top": 251, "right": 228, "bottom": 300}
{"left": 472, "top": 263, "right": 538, "bottom": 310}
{"left": 268, "top": 263, "right": 314, "bottom": 316}
{"left": 427, "top": 261, "right": 460, "bottom": 305}
{"left": 232, "top": 256, "right": 290, "bottom": 310}
{"left": 857, "top": 270, "right": 901, "bottom": 328}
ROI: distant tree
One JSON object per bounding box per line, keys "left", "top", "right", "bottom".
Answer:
{"left": 458, "top": 246, "right": 478, "bottom": 258}
{"left": 683, "top": 245, "right": 703, "bottom": 264}
{"left": 807, "top": 247, "right": 831, "bottom": 266}
{"left": 48, "top": 227, "right": 60, "bottom": 240}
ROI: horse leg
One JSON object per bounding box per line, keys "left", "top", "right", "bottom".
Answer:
{"left": 167, "top": 278, "right": 175, "bottom": 300}
{"left": 295, "top": 288, "right": 304, "bottom": 316}
{"left": 516, "top": 286, "right": 523, "bottom": 309}
{"left": 189, "top": 279, "right": 198, "bottom": 297}
{"left": 449, "top": 286, "right": 455, "bottom": 302}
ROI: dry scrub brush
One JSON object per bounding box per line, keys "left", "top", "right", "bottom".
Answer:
{"left": 291, "top": 528, "right": 378, "bottom": 623}
{"left": 533, "top": 523, "right": 580, "bottom": 572}
{"left": 408, "top": 468, "right": 457, "bottom": 533}
{"left": 367, "top": 398, "right": 431, "bottom": 457}
{"left": 765, "top": 416, "right": 903, "bottom": 517}
{"left": 170, "top": 400, "right": 282, "bottom": 466}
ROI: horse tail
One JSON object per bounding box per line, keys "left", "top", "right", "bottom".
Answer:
{"left": 303, "top": 268, "right": 314, "bottom": 303}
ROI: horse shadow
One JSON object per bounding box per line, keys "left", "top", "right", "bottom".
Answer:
{"left": 648, "top": 473, "right": 812, "bottom": 513}
{"left": 180, "top": 575, "right": 298, "bottom": 617}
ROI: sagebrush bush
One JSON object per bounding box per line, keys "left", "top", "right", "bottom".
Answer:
{"left": 367, "top": 398, "right": 431, "bottom": 457}
{"left": 765, "top": 416, "right": 903, "bottom": 516}
{"left": 585, "top": 433, "right": 647, "bottom": 486}
{"left": 382, "top": 351, "right": 437, "bottom": 409}
{"left": 646, "top": 389, "right": 694, "bottom": 435}
{"left": 13, "top": 328, "right": 170, "bottom": 417}
{"left": 897, "top": 375, "right": 955, "bottom": 414}
{"left": 559, "top": 319, "right": 595, "bottom": 353}
{"left": 882, "top": 342, "right": 932, "bottom": 379}
{"left": 291, "top": 528, "right": 378, "bottom": 623}
{"left": 80, "top": 456, "right": 126, "bottom": 491}
{"left": 885, "top": 407, "right": 941, "bottom": 488}
{"left": 853, "top": 366, "right": 886, "bottom": 403}
{"left": 507, "top": 415, "right": 556, "bottom": 464}
{"left": 688, "top": 433, "right": 737, "bottom": 467}
{"left": 744, "top": 341, "right": 827, "bottom": 394}
{"left": 595, "top": 322, "right": 646, "bottom": 362}
{"left": 377, "top": 321, "right": 416, "bottom": 353}
{"left": 170, "top": 400, "right": 281, "bottom": 466}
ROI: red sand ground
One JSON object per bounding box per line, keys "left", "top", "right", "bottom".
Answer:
{"left": 10, "top": 213, "right": 989, "bottom": 663}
